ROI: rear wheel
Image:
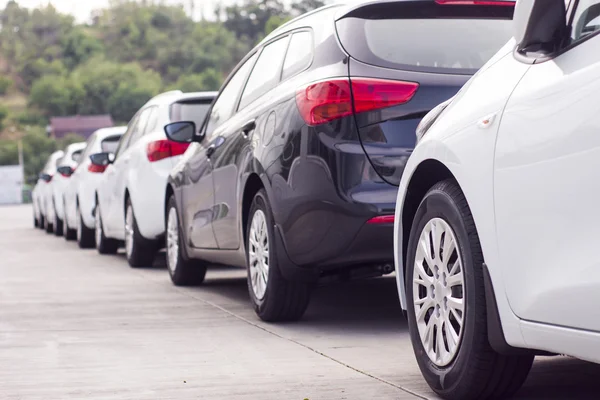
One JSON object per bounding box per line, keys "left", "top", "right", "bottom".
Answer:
{"left": 246, "top": 189, "right": 311, "bottom": 322}
{"left": 76, "top": 203, "right": 95, "bottom": 248}
{"left": 166, "top": 196, "right": 207, "bottom": 285}
{"left": 125, "top": 199, "right": 157, "bottom": 268}
{"left": 39, "top": 214, "right": 46, "bottom": 231}
{"left": 64, "top": 200, "right": 76, "bottom": 241}
{"left": 406, "top": 180, "right": 533, "bottom": 400}
{"left": 95, "top": 203, "right": 119, "bottom": 255}
{"left": 44, "top": 210, "right": 54, "bottom": 234}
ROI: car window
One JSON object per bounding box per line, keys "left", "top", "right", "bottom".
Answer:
{"left": 205, "top": 53, "right": 258, "bottom": 137}
{"left": 114, "top": 114, "right": 140, "bottom": 159}
{"left": 282, "top": 31, "right": 313, "bottom": 81}
{"left": 144, "top": 106, "right": 159, "bottom": 134}
{"left": 101, "top": 134, "right": 123, "bottom": 154}
{"left": 129, "top": 107, "right": 153, "bottom": 144}
{"left": 71, "top": 149, "right": 84, "bottom": 164}
{"left": 80, "top": 134, "right": 97, "bottom": 161}
{"left": 239, "top": 36, "right": 289, "bottom": 110}
{"left": 170, "top": 101, "right": 212, "bottom": 129}
{"left": 571, "top": 0, "right": 600, "bottom": 42}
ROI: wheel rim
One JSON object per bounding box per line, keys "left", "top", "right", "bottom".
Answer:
{"left": 248, "top": 210, "right": 269, "bottom": 300}
{"left": 125, "top": 205, "right": 134, "bottom": 258}
{"left": 166, "top": 207, "right": 179, "bottom": 273}
{"left": 95, "top": 207, "right": 102, "bottom": 248}
{"left": 413, "top": 218, "right": 465, "bottom": 367}
{"left": 76, "top": 206, "right": 82, "bottom": 241}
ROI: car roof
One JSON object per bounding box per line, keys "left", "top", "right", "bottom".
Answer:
{"left": 94, "top": 126, "right": 127, "bottom": 140}
{"left": 142, "top": 90, "right": 218, "bottom": 108}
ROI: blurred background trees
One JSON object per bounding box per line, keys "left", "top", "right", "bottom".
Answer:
{"left": 0, "top": 0, "right": 325, "bottom": 182}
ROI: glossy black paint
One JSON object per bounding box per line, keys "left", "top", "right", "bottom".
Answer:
{"left": 167, "top": 2, "right": 474, "bottom": 280}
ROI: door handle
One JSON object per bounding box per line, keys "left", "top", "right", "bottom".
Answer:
{"left": 205, "top": 136, "right": 226, "bottom": 158}
{"left": 240, "top": 119, "right": 256, "bottom": 138}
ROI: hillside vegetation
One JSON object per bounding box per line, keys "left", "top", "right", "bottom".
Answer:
{"left": 0, "top": 0, "right": 324, "bottom": 183}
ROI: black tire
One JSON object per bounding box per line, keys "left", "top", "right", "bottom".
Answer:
{"left": 76, "top": 203, "right": 95, "bottom": 249}
{"left": 246, "top": 189, "right": 311, "bottom": 322}
{"left": 34, "top": 213, "right": 39, "bottom": 228}
{"left": 64, "top": 200, "right": 76, "bottom": 241}
{"left": 45, "top": 212, "right": 54, "bottom": 234}
{"left": 125, "top": 198, "right": 158, "bottom": 268}
{"left": 165, "top": 196, "right": 207, "bottom": 286}
{"left": 53, "top": 202, "right": 64, "bottom": 237}
{"left": 39, "top": 214, "right": 46, "bottom": 230}
{"left": 95, "top": 203, "right": 119, "bottom": 255}
{"left": 405, "top": 180, "right": 533, "bottom": 400}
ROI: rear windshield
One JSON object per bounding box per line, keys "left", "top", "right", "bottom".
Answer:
{"left": 170, "top": 101, "right": 212, "bottom": 129}
{"left": 101, "top": 135, "right": 122, "bottom": 154}
{"left": 337, "top": 11, "right": 513, "bottom": 75}
{"left": 71, "top": 150, "right": 83, "bottom": 163}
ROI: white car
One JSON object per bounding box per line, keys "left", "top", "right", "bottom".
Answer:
{"left": 47, "top": 142, "right": 87, "bottom": 237}
{"left": 32, "top": 150, "right": 64, "bottom": 232}
{"left": 92, "top": 90, "right": 217, "bottom": 267}
{"left": 63, "top": 127, "right": 126, "bottom": 246}
{"left": 393, "top": 0, "right": 600, "bottom": 398}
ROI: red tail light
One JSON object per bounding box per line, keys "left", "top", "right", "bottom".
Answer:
{"left": 88, "top": 164, "right": 107, "bottom": 173}
{"left": 146, "top": 140, "right": 190, "bottom": 162}
{"left": 435, "top": 0, "right": 515, "bottom": 5}
{"left": 367, "top": 215, "right": 395, "bottom": 225}
{"left": 296, "top": 78, "right": 419, "bottom": 126}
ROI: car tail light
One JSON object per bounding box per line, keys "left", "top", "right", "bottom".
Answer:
{"left": 296, "top": 78, "right": 419, "bottom": 126}
{"left": 367, "top": 215, "right": 395, "bottom": 224}
{"left": 88, "top": 164, "right": 107, "bottom": 173}
{"left": 146, "top": 140, "right": 190, "bottom": 162}
{"left": 435, "top": 0, "right": 515, "bottom": 5}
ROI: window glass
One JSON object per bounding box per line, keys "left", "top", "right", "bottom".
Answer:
{"left": 71, "top": 149, "right": 83, "bottom": 163}
{"left": 572, "top": 0, "right": 600, "bottom": 41}
{"left": 170, "top": 101, "right": 212, "bottom": 130}
{"left": 205, "top": 53, "right": 258, "bottom": 136}
{"left": 80, "top": 134, "right": 97, "bottom": 161}
{"left": 144, "top": 107, "right": 159, "bottom": 134}
{"left": 128, "top": 107, "right": 153, "bottom": 145}
{"left": 239, "top": 37, "right": 290, "bottom": 109}
{"left": 282, "top": 31, "right": 313, "bottom": 81}
{"left": 101, "top": 135, "right": 123, "bottom": 154}
{"left": 115, "top": 114, "right": 140, "bottom": 159}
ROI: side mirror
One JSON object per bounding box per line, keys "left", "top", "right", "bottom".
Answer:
{"left": 164, "top": 121, "right": 199, "bottom": 143}
{"left": 57, "top": 165, "right": 74, "bottom": 177}
{"left": 90, "top": 152, "right": 114, "bottom": 167}
{"left": 39, "top": 173, "right": 52, "bottom": 182}
{"left": 514, "top": 0, "right": 567, "bottom": 56}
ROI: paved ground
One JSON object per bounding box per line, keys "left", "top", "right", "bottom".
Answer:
{"left": 1, "top": 204, "right": 599, "bottom": 399}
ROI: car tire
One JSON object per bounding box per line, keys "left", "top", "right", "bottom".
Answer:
{"left": 95, "top": 203, "right": 119, "bottom": 255}
{"left": 34, "top": 210, "right": 39, "bottom": 228}
{"left": 53, "top": 203, "right": 64, "bottom": 237}
{"left": 77, "top": 203, "right": 95, "bottom": 249}
{"left": 39, "top": 214, "right": 46, "bottom": 230}
{"left": 165, "top": 196, "right": 207, "bottom": 286}
{"left": 405, "top": 179, "right": 534, "bottom": 400}
{"left": 64, "top": 200, "right": 77, "bottom": 241}
{"left": 246, "top": 189, "right": 312, "bottom": 322}
{"left": 45, "top": 213, "right": 54, "bottom": 234}
{"left": 125, "top": 198, "right": 157, "bottom": 268}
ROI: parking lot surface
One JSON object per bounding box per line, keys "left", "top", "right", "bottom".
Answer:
{"left": 2, "top": 204, "right": 599, "bottom": 399}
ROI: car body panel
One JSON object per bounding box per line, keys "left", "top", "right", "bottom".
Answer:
{"left": 35, "top": 150, "right": 64, "bottom": 223}
{"left": 51, "top": 142, "right": 86, "bottom": 222}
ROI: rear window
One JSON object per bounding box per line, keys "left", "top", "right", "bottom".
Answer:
{"left": 170, "top": 101, "right": 212, "bottom": 130}
{"left": 71, "top": 150, "right": 83, "bottom": 163}
{"left": 101, "top": 135, "right": 123, "bottom": 154}
{"left": 336, "top": 5, "right": 513, "bottom": 75}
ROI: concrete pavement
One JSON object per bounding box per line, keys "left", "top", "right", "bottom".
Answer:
{"left": 1, "top": 204, "right": 599, "bottom": 399}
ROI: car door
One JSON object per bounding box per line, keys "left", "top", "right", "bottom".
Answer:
{"left": 494, "top": 0, "right": 600, "bottom": 331}
{"left": 210, "top": 35, "right": 290, "bottom": 249}
{"left": 183, "top": 53, "right": 258, "bottom": 249}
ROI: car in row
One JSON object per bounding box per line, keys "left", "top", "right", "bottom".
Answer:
{"left": 36, "top": 0, "right": 600, "bottom": 397}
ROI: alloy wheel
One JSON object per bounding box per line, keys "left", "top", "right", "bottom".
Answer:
{"left": 413, "top": 218, "right": 465, "bottom": 367}
{"left": 166, "top": 207, "right": 179, "bottom": 273}
{"left": 248, "top": 210, "right": 269, "bottom": 300}
{"left": 125, "top": 205, "right": 134, "bottom": 259}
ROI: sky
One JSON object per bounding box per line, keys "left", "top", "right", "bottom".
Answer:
{"left": 0, "top": 0, "right": 236, "bottom": 22}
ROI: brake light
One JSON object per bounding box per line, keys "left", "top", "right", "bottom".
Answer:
{"left": 367, "top": 215, "right": 395, "bottom": 224}
{"left": 88, "top": 163, "right": 107, "bottom": 173}
{"left": 296, "top": 78, "right": 419, "bottom": 126}
{"left": 435, "top": 0, "right": 515, "bottom": 5}
{"left": 146, "top": 140, "right": 190, "bottom": 162}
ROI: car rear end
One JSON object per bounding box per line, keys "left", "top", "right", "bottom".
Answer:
{"left": 132, "top": 92, "right": 216, "bottom": 239}
{"left": 53, "top": 143, "right": 86, "bottom": 221}
{"left": 280, "top": 0, "right": 514, "bottom": 275}
{"left": 78, "top": 129, "right": 126, "bottom": 228}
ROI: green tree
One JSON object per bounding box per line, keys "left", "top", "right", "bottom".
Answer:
{"left": 0, "top": 76, "right": 12, "bottom": 95}
{"left": 170, "top": 68, "right": 222, "bottom": 92}
{"left": 61, "top": 27, "right": 103, "bottom": 70}
{"left": 28, "top": 75, "right": 81, "bottom": 116}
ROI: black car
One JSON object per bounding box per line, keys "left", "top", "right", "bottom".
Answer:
{"left": 163, "top": 0, "right": 514, "bottom": 321}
